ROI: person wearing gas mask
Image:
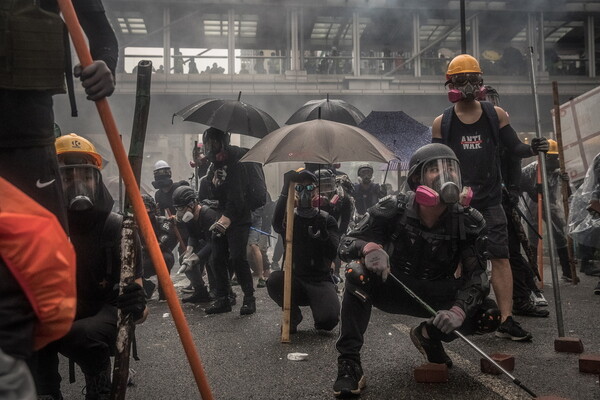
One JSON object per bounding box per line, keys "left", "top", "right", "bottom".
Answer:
{"left": 152, "top": 160, "right": 190, "bottom": 216}
{"left": 32, "top": 134, "right": 147, "bottom": 400}
{"left": 140, "top": 194, "right": 178, "bottom": 301}
{"left": 521, "top": 140, "right": 575, "bottom": 280}
{"left": 268, "top": 169, "right": 341, "bottom": 334}
{"left": 432, "top": 54, "right": 548, "bottom": 342}
{"left": 201, "top": 127, "right": 256, "bottom": 315}
{"left": 172, "top": 186, "right": 222, "bottom": 304}
{"left": 333, "top": 144, "right": 499, "bottom": 398}
{"left": 353, "top": 164, "right": 386, "bottom": 216}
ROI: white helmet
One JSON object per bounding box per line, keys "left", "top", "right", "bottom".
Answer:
{"left": 153, "top": 160, "right": 170, "bottom": 172}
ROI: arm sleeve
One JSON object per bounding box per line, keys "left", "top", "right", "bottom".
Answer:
{"left": 499, "top": 125, "right": 534, "bottom": 158}
{"left": 271, "top": 195, "right": 287, "bottom": 236}
{"left": 337, "top": 198, "right": 353, "bottom": 234}
{"left": 75, "top": 2, "right": 118, "bottom": 75}
{"left": 453, "top": 232, "right": 490, "bottom": 316}
{"left": 323, "top": 215, "right": 340, "bottom": 260}
{"left": 222, "top": 164, "right": 246, "bottom": 222}
{"left": 431, "top": 137, "right": 444, "bottom": 144}
{"left": 520, "top": 162, "right": 538, "bottom": 201}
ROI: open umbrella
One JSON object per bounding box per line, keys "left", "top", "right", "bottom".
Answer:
{"left": 240, "top": 119, "right": 396, "bottom": 344}
{"left": 285, "top": 94, "right": 365, "bottom": 126}
{"left": 173, "top": 91, "right": 279, "bottom": 139}
{"left": 358, "top": 111, "right": 431, "bottom": 164}
{"left": 240, "top": 119, "right": 396, "bottom": 165}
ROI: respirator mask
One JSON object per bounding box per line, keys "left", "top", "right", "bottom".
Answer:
{"left": 447, "top": 73, "right": 485, "bottom": 103}
{"left": 59, "top": 164, "right": 101, "bottom": 211}
{"left": 415, "top": 159, "right": 463, "bottom": 207}
{"left": 175, "top": 204, "right": 194, "bottom": 223}
{"left": 358, "top": 169, "right": 373, "bottom": 185}
{"left": 295, "top": 183, "right": 319, "bottom": 218}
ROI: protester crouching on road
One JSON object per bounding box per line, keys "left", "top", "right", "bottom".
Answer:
{"left": 268, "top": 169, "right": 340, "bottom": 334}
{"left": 432, "top": 54, "right": 549, "bottom": 341}
{"left": 32, "top": 134, "right": 147, "bottom": 400}
{"left": 333, "top": 144, "right": 499, "bottom": 398}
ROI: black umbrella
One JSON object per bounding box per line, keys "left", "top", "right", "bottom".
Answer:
{"left": 285, "top": 94, "right": 365, "bottom": 126}
{"left": 173, "top": 92, "right": 279, "bottom": 139}
{"left": 358, "top": 111, "right": 431, "bottom": 165}
{"left": 240, "top": 119, "right": 396, "bottom": 165}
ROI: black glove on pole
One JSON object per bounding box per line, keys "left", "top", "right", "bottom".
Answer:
{"left": 117, "top": 282, "right": 147, "bottom": 321}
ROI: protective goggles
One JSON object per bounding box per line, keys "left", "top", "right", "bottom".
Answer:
{"left": 451, "top": 73, "right": 482, "bottom": 86}
{"left": 295, "top": 183, "right": 316, "bottom": 192}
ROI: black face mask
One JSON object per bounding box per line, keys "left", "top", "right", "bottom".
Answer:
{"left": 545, "top": 156, "right": 560, "bottom": 172}
{"left": 152, "top": 178, "right": 173, "bottom": 189}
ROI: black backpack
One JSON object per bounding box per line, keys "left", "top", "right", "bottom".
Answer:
{"left": 243, "top": 161, "right": 268, "bottom": 211}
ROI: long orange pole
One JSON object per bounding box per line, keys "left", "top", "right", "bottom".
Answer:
{"left": 56, "top": 2, "right": 214, "bottom": 398}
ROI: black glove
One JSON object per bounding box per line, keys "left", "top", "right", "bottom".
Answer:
{"left": 74, "top": 60, "right": 115, "bottom": 101}
{"left": 530, "top": 137, "right": 549, "bottom": 154}
{"left": 116, "top": 282, "right": 146, "bottom": 321}
{"left": 560, "top": 172, "right": 569, "bottom": 182}
{"left": 209, "top": 221, "right": 227, "bottom": 238}
{"left": 281, "top": 170, "right": 300, "bottom": 196}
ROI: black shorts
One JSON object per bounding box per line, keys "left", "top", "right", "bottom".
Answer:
{"left": 480, "top": 203, "right": 509, "bottom": 259}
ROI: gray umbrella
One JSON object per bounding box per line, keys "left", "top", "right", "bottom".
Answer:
{"left": 239, "top": 119, "right": 397, "bottom": 165}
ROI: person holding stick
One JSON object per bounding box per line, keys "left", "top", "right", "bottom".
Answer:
{"left": 333, "top": 144, "right": 499, "bottom": 398}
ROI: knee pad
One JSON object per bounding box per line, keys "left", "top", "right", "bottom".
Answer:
{"left": 474, "top": 304, "right": 501, "bottom": 334}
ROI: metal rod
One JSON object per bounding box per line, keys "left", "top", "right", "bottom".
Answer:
{"left": 528, "top": 47, "right": 565, "bottom": 337}
{"left": 387, "top": 272, "right": 537, "bottom": 398}
{"left": 460, "top": 0, "right": 467, "bottom": 53}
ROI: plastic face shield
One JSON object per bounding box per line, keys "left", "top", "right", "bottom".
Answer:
{"left": 59, "top": 164, "right": 101, "bottom": 209}
{"left": 421, "top": 159, "right": 462, "bottom": 204}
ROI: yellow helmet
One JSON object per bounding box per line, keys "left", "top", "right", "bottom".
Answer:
{"left": 55, "top": 133, "right": 103, "bottom": 168}
{"left": 547, "top": 139, "right": 559, "bottom": 155}
{"left": 446, "top": 54, "right": 482, "bottom": 80}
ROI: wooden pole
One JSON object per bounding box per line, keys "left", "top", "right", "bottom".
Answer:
{"left": 57, "top": 1, "right": 214, "bottom": 398}
{"left": 552, "top": 81, "right": 579, "bottom": 284}
{"left": 281, "top": 183, "right": 296, "bottom": 343}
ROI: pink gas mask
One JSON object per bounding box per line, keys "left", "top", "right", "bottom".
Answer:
{"left": 413, "top": 158, "right": 469, "bottom": 207}
{"left": 447, "top": 74, "right": 485, "bottom": 103}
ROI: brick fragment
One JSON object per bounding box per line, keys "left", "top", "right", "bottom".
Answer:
{"left": 535, "top": 396, "right": 570, "bottom": 400}
{"left": 480, "top": 353, "right": 515, "bottom": 375}
{"left": 554, "top": 337, "right": 584, "bottom": 353}
{"left": 579, "top": 354, "right": 600, "bottom": 374}
{"left": 413, "top": 363, "right": 448, "bottom": 383}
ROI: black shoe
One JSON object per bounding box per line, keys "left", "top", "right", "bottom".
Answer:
{"left": 84, "top": 366, "right": 111, "bottom": 400}
{"left": 240, "top": 296, "right": 256, "bottom": 315}
{"left": 182, "top": 288, "right": 212, "bottom": 304}
{"left": 495, "top": 316, "right": 533, "bottom": 341}
{"left": 586, "top": 265, "right": 600, "bottom": 276}
{"left": 181, "top": 283, "right": 195, "bottom": 294}
{"left": 205, "top": 297, "right": 232, "bottom": 314}
{"left": 37, "top": 394, "right": 64, "bottom": 400}
{"left": 513, "top": 299, "right": 550, "bottom": 318}
{"left": 410, "top": 322, "right": 453, "bottom": 367}
{"left": 333, "top": 359, "right": 366, "bottom": 398}
{"left": 594, "top": 282, "right": 600, "bottom": 295}
{"left": 142, "top": 279, "right": 156, "bottom": 299}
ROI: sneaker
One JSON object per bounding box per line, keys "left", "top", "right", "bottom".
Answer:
{"left": 410, "top": 322, "right": 453, "bottom": 367}
{"left": 594, "top": 281, "right": 600, "bottom": 295}
{"left": 257, "top": 278, "right": 267, "bottom": 288}
{"left": 530, "top": 291, "right": 548, "bottom": 307}
{"left": 333, "top": 359, "right": 366, "bottom": 398}
{"left": 495, "top": 316, "right": 533, "bottom": 341}
{"left": 142, "top": 279, "right": 156, "bottom": 299}
{"left": 240, "top": 296, "right": 256, "bottom": 315}
{"left": 182, "top": 289, "right": 212, "bottom": 304}
{"left": 513, "top": 299, "right": 550, "bottom": 318}
{"left": 231, "top": 277, "right": 239, "bottom": 286}
{"left": 181, "top": 284, "right": 195, "bottom": 294}
{"left": 38, "top": 394, "right": 64, "bottom": 400}
{"left": 205, "top": 297, "right": 232, "bottom": 314}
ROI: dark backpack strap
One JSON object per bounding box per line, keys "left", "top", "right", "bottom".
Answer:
{"left": 440, "top": 105, "right": 454, "bottom": 144}
{"left": 479, "top": 101, "right": 499, "bottom": 146}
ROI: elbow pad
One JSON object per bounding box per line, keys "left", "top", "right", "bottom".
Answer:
{"left": 454, "top": 270, "right": 490, "bottom": 316}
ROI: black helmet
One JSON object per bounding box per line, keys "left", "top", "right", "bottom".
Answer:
{"left": 172, "top": 186, "right": 197, "bottom": 208}
{"left": 202, "top": 127, "right": 230, "bottom": 162}
{"left": 407, "top": 143, "right": 459, "bottom": 190}
{"left": 315, "top": 169, "right": 335, "bottom": 194}
{"left": 142, "top": 194, "right": 157, "bottom": 212}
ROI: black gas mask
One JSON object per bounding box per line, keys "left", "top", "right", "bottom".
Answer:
{"left": 358, "top": 168, "right": 373, "bottom": 185}
{"left": 203, "top": 128, "right": 229, "bottom": 163}
{"left": 59, "top": 164, "right": 101, "bottom": 211}
{"left": 545, "top": 154, "right": 560, "bottom": 172}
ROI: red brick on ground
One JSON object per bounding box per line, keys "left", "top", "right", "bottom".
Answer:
{"left": 413, "top": 363, "right": 449, "bottom": 383}
{"left": 480, "top": 353, "right": 515, "bottom": 375}
{"left": 535, "top": 396, "right": 570, "bottom": 400}
{"left": 554, "top": 337, "right": 584, "bottom": 353}
{"left": 578, "top": 354, "right": 600, "bottom": 374}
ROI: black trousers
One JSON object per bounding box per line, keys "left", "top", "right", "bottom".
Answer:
{"left": 32, "top": 304, "right": 117, "bottom": 396}
{"left": 335, "top": 275, "right": 482, "bottom": 363}
{"left": 266, "top": 271, "right": 340, "bottom": 331}
{"left": 143, "top": 250, "right": 175, "bottom": 298}
{"left": 211, "top": 223, "right": 254, "bottom": 298}
{"left": 505, "top": 205, "right": 538, "bottom": 300}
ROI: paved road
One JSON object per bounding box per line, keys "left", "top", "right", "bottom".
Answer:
{"left": 59, "top": 264, "right": 600, "bottom": 400}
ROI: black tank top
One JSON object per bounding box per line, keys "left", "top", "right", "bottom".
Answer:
{"left": 447, "top": 108, "right": 501, "bottom": 210}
